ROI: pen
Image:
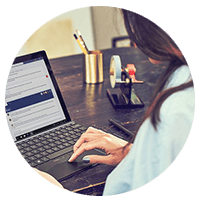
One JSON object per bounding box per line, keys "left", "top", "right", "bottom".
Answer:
{"left": 73, "top": 34, "right": 88, "bottom": 55}
{"left": 76, "top": 29, "right": 89, "bottom": 53}
{"left": 109, "top": 119, "right": 135, "bottom": 137}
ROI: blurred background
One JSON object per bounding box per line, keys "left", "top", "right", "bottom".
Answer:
{"left": 17, "top": 6, "right": 129, "bottom": 59}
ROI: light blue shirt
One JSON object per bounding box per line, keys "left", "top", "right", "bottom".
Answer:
{"left": 103, "top": 65, "right": 195, "bottom": 195}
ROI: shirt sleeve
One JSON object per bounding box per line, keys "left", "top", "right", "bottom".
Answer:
{"left": 158, "top": 87, "right": 195, "bottom": 165}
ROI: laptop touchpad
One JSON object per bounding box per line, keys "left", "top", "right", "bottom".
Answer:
{"left": 37, "top": 149, "right": 104, "bottom": 181}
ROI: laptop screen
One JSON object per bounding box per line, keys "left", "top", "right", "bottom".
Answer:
{"left": 5, "top": 51, "right": 71, "bottom": 142}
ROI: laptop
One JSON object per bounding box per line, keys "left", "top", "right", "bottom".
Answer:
{"left": 5, "top": 50, "right": 105, "bottom": 182}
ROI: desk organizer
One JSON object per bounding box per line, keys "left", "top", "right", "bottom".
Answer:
{"left": 83, "top": 50, "right": 103, "bottom": 84}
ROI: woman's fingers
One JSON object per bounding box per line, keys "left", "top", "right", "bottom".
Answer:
{"left": 68, "top": 139, "right": 106, "bottom": 162}
{"left": 83, "top": 155, "right": 116, "bottom": 165}
{"left": 73, "top": 133, "right": 94, "bottom": 152}
{"left": 68, "top": 126, "right": 132, "bottom": 165}
{"left": 73, "top": 127, "right": 106, "bottom": 152}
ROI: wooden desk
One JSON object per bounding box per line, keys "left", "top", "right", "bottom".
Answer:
{"left": 49, "top": 47, "right": 167, "bottom": 195}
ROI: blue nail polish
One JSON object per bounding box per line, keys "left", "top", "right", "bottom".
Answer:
{"left": 83, "top": 157, "right": 90, "bottom": 164}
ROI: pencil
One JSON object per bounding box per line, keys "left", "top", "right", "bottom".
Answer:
{"left": 109, "top": 119, "right": 135, "bottom": 137}
{"left": 76, "top": 29, "right": 89, "bottom": 53}
{"left": 73, "top": 34, "right": 88, "bottom": 55}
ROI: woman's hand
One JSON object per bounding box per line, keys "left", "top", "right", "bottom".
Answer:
{"left": 68, "top": 127, "right": 132, "bottom": 165}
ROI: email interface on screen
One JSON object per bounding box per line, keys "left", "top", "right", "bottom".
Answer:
{"left": 5, "top": 58, "right": 66, "bottom": 141}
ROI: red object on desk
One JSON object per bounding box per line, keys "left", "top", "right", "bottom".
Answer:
{"left": 127, "top": 64, "right": 143, "bottom": 83}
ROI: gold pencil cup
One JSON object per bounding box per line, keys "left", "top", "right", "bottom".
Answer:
{"left": 83, "top": 50, "right": 103, "bottom": 84}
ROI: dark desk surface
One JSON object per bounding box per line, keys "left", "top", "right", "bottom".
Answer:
{"left": 49, "top": 47, "right": 167, "bottom": 195}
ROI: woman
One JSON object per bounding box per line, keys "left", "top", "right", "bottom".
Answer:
{"left": 68, "top": 9, "right": 195, "bottom": 195}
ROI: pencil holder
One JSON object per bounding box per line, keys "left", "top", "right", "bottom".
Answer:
{"left": 83, "top": 50, "right": 103, "bottom": 84}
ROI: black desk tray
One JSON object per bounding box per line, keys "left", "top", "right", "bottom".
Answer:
{"left": 107, "top": 88, "right": 144, "bottom": 109}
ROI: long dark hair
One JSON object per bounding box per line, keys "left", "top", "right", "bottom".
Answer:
{"left": 122, "top": 9, "right": 193, "bottom": 134}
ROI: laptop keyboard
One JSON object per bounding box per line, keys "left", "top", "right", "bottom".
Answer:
{"left": 16, "top": 122, "right": 87, "bottom": 167}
